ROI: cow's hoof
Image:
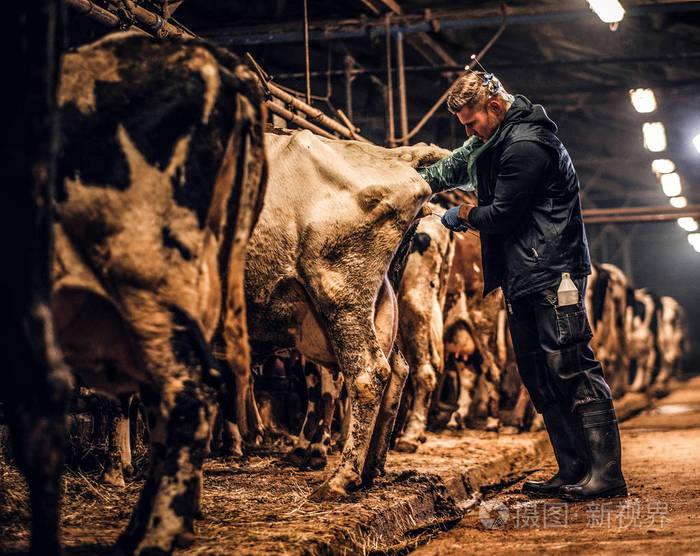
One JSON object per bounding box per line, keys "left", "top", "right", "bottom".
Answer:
{"left": 307, "top": 452, "right": 328, "bottom": 470}
{"left": 394, "top": 438, "right": 420, "bottom": 453}
{"left": 485, "top": 417, "right": 500, "bottom": 432}
{"left": 499, "top": 425, "right": 520, "bottom": 436}
{"left": 175, "top": 531, "right": 196, "bottom": 548}
{"left": 101, "top": 469, "right": 126, "bottom": 488}
{"left": 309, "top": 481, "right": 346, "bottom": 501}
{"left": 446, "top": 415, "right": 463, "bottom": 430}
{"left": 283, "top": 447, "right": 309, "bottom": 468}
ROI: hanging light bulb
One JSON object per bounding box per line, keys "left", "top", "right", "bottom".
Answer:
{"left": 643, "top": 122, "right": 666, "bottom": 152}
{"left": 678, "top": 217, "right": 698, "bottom": 232}
{"left": 629, "top": 89, "right": 657, "bottom": 113}
{"left": 688, "top": 233, "right": 700, "bottom": 252}
{"left": 670, "top": 196, "right": 687, "bottom": 209}
{"left": 694, "top": 133, "right": 700, "bottom": 154}
{"left": 651, "top": 159, "right": 675, "bottom": 174}
{"left": 587, "top": 0, "right": 625, "bottom": 23}
{"left": 660, "top": 173, "right": 682, "bottom": 197}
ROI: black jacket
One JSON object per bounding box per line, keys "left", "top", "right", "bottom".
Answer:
{"left": 429, "top": 95, "right": 591, "bottom": 299}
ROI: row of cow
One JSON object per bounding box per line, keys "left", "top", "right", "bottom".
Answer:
{"left": 4, "top": 31, "right": 688, "bottom": 556}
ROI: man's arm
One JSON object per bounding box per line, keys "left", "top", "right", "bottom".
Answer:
{"left": 418, "top": 142, "right": 473, "bottom": 194}
{"left": 466, "top": 141, "right": 552, "bottom": 234}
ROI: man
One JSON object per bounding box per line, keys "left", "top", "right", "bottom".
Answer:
{"left": 419, "top": 71, "right": 627, "bottom": 500}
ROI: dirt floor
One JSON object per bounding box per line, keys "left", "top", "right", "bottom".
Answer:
{"left": 1, "top": 378, "right": 696, "bottom": 555}
{"left": 0, "top": 419, "right": 548, "bottom": 554}
{"left": 409, "top": 375, "right": 700, "bottom": 556}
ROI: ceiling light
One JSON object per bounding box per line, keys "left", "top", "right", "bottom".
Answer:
{"left": 629, "top": 89, "right": 657, "bottom": 113}
{"left": 678, "top": 217, "right": 698, "bottom": 232}
{"left": 660, "top": 173, "right": 682, "bottom": 197}
{"left": 670, "top": 196, "right": 687, "bottom": 208}
{"left": 694, "top": 133, "right": 700, "bottom": 153}
{"left": 689, "top": 233, "right": 700, "bottom": 252}
{"left": 587, "top": 0, "right": 625, "bottom": 23}
{"left": 643, "top": 122, "right": 666, "bottom": 152}
{"left": 651, "top": 159, "right": 675, "bottom": 174}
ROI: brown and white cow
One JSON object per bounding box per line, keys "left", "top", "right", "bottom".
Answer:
{"left": 587, "top": 262, "right": 630, "bottom": 398}
{"left": 393, "top": 204, "right": 455, "bottom": 452}
{"left": 51, "top": 33, "right": 266, "bottom": 554}
{"left": 245, "top": 130, "right": 447, "bottom": 499}
{"left": 441, "top": 206, "right": 505, "bottom": 432}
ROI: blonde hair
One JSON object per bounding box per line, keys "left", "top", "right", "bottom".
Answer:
{"left": 446, "top": 72, "right": 508, "bottom": 114}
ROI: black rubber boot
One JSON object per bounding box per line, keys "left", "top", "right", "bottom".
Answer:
{"left": 522, "top": 403, "right": 588, "bottom": 498}
{"left": 558, "top": 399, "right": 627, "bottom": 500}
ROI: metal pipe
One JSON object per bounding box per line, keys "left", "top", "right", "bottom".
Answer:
{"left": 65, "top": 0, "right": 121, "bottom": 28}
{"left": 303, "top": 0, "right": 311, "bottom": 105}
{"left": 385, "top": 14, "right": 395, "bottom": 146}
{"left": 396, "top": 31, "right": 409, "bottom": 146}
{"left": 583, "top": 205, "right": 700, "bottom": 217}
{"left": 66, "top": 0, "right": 192, "bottom": 37}
{"left": 393, "top": 10, "right": 506, "bottom": 144}
{"left": 265, "top": 101, "right": 337, "bottom": 140}
{"left": 584, "top": 212, "right": 700, "bottom": 224}
{"left": 273, "top": 51, "right": 700, "bottom": 79}
{"left": 265, "top": 81, "right": 371, "bottom": 142}
{"left": 205, "top": 3, "right": 700, "bottom": 45}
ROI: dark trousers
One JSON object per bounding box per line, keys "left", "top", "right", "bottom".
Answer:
{"left": 507, "top": 277, "right": 612, "bottom": 413}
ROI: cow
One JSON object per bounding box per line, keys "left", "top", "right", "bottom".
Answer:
{"left": 587, "top": 262, "right": 631, "bottom": 398}
{"left": 51, "top": 33, "right": 266, "bottom": 554}
{"left": 655, "top": 296, "right": 687, "bottom": 387}
{"left": 244, "top": 129, "right": 448, "bottom": 499}
{"left": 283, "top": 357, "right": 345, "bottom": 470}
{"left": 626, "top": 288, "right": 660, "bottom": 393}
{"left": 1, "top": 4, "right": 74, "bottom": 555}
{"left": 441, "top": 201, "right": 505, "bottom": 433}
{"left": 393, "top": 204, "right": 455, "bottom": 452}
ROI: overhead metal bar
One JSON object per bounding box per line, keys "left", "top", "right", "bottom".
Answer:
{"left": 583, "top": 206, "right": 700, "bottom": 224}
{"left": 66, "top": 0, "right": 193, "bottom": 38}
{"left": 272, "top": 52, "right": 700, "bottom": 79}
{"left": 202, "top": 2, "right": 700, "bottom": 45}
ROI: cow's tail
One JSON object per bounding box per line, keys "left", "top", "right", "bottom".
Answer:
{"left": 387, "top": 220, "right": 420, "bottom": 292}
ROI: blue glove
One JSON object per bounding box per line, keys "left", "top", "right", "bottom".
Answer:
{"left": 441, "top": 206, "right": 470, "bottom": 232}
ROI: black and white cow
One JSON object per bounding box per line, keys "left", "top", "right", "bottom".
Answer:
{"left": 50, "top": 33, "right": 266, "bottom": 554}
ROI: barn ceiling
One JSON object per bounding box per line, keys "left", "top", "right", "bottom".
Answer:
{"left": 66, "top": 0, "right": 700, "bottom": 362}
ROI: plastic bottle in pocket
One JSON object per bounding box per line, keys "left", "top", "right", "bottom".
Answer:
{"left": 557, "top": 272, "right": 578, "bottom": 306}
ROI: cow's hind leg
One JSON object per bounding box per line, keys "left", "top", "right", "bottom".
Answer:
{"left": 362, "top": 347, "right": 410, "bottom": 484}
{"left": 117, "top": 304, "right": 214, "bottom": 555}
{"left": 309, "top": 316, "right": 391, "bottom": 501}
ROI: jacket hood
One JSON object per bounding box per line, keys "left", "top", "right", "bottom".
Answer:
{"left": 501, "top": 94, "right": 558, "bottom": 134}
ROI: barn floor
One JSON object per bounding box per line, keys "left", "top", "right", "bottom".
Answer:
{"left": 0, "top": 390, "right": 666, "bottom": 555}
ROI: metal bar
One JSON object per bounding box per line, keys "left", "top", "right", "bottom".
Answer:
{"left": 265, "top": 101, "right": 337, "bottom": 140}
{"left": 203, "top": 2, "right": 700, "bottom": 45}
{"left": 393, "top": 9, "right": 507, "bottom": 144}
{"left": 303, "top": 0, "right": 311, "bottom": 105}
{"left": 265, "top": 81, "right": 371, "bottom": 142}
{"left": 396, "top": 31, "right": 408, "bottom": 146}
{"left": 583, "top": 205, "right": 700, "bottom": 217}
{"left": 344, "top": 55, "right": 354, "bottom": 120}
{"left": 272, "top": 51, "right": 700, "bottom": 79}
{"left": 584, "top": 212, "right": 700, "bottom": 224}
{"left": 66, "top": 0, "right": 192, "bottom": 37}
{"left": 65, "top": 0, "right": 121, "bottom": 28}
{"left": 385, "top": 14, "right": 395, "bottom": 146}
